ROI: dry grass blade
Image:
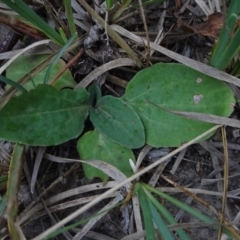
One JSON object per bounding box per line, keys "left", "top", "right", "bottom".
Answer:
{"left": 49, "top": 48, "right": 84, "bottom": 85}
{"left": 18, "top": 181, "right": 118, "bottom": 225}
{"left": 19, "top": 162, "right": 79, "bottom": 217}
{"left": 72, "top": 194, "right": 123, "bottom": 240}
{"left": 0, "top": 54, "right": 55, "bottom": 109}
{"left": 72, "top": 230, "right": 117, "bottom": 240}
{"left": 156, "top": 187, "right": 240, "bottom": 200}
{"left": 149, "top": 1, "right": 166, "bottom": 57}
{"left": 75, "top": 58, "right": 136, "bottom": 88}
{"left": 0, "top": 36, "right": 85, "bottom": 109}
{"left": 161, "top": 174, "right": 220, "bottom": 217}
{"left": 0, "top": 39, "right": 52, "bottom": 74}
{"left": 200, "top": 141, "right": 223, "bottom": 160}
{"left": 221, "top": 212, "right": 240, "bottom": 240}
{"left": 132, "top": 195, "right": 144, "bottom": 240}
{"left": 169, "top": 148, "right": 187, "bottom": 175}
{"left": 111, "top": 24, "right": 240, "bottom": 87}
{"left": 30, "top": 147, "right": 45, "bottom": 194}
{"left": 201, "top": 173, "right": 240, "bottom": 186}
{"left": 80, "top": 160, "right": 129, "bottom": 186}
{"left": 135, "top": 145, "right": 152, "bottom": 171}
{"left": 0, "top": 143, "right": 11, "bottom": 162}
{"left": 76, "top": 0, "right": 142, "bottom": 68}
{"left": 106, "top": 74, "right": 128, "bottom": 88}
{"left": 30, "top": 192, "right": 120, "bottom": 222}
{"left": 32, "top": 125, "right": 221, "bottom": 240}
{"left": 0, "top": 47, "right": 53, "bottom": 60}
{"left": 195, "top": 0, "right": 212, "bottom": 15}
{"left": 148, "top": 159, "right": 170, "bottom": 187}
{"left": 5, "top": 143, "right": 25, "bottom": 239}
{"left": 161, "top": 174, "right": 240, "bottom": 238}
{"left": 217, "top": 127, "right": 229, "bottom": 240}
{"left": 137, "top": 0, "right": 150, "bottom": 64}
{"left": 121, "top": 222, "right": 237, "bottom": 240}
{"left": 43, "top": 155, "right": 130, "bottom": 188}
{"left": 165, "top": 110, "right": 239, "bottom": 128}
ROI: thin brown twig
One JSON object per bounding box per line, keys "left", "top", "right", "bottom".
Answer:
{"left": 161, "top": 174, "right": 240, "bottom": 238}
{"left": 161, "top": 174, "right": 220, "bottom": 216}
{"left": 49, "top": 48, "right": 84, "bottom": 85}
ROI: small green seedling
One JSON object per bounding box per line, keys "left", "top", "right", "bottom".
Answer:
{"left": 0, "top": 63, "right": 235, "bottom": 181}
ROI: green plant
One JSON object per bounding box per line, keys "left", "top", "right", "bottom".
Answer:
{"left": 5, "top": 54, "right": 77, "bottom": 92}
{"left": 135, "top": 182, "right": 238, "bottom": 240}
{"left": 1, "top": 1, "right": 239, "bottom": 238}
{"left": 1, "top": 0, "right": 65, "bottom": 45}
{"left": 0, "top": 63, "right": 235, "bottom": 181}
{"left": 209, "top": 1, "right": 240, "bottom": 71}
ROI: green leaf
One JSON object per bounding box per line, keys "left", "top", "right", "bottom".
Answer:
{"left": 88, "top": 84, "right": 102, "bottom": 107}
{"left": 0, "top": 85, "right": 89, "bottom": 146}
{"left": 89, "top": 96, "right": 145, "bottom": 149}
{"left": 147, "top": 197, "right": 174, "bottom": 240}
{"left": 6, "top": 54, "right": 77, "bottom": 93}
{"left": 44, "top": 33, "right": 77, "bottom": 84}
{"left": 137, "top": 184, "right": 156, "bottom": 240}
{"left": 213, "top": 27, "right": 240, "bottom": 70}
{"left": 143, "top": 183, "right": 236, "bottom": 239}
{"left": 77, "top": 129, "right": 135, "bottom": 182}
{"left": 123, "top": 63, "right": 235, "bottom": 147}
{"left": 143, "top": 185, "right": 190, "bottom": 240}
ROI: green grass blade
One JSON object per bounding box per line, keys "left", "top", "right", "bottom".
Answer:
{"left": 214, "top": 27, "right": 240, "bottom": 70}
{"left": 225, "top": 1, "right": 240, "bottom": 19}
{"left": 44, "top": 32, "right": 77, "bottom": 84}
{"left": 137, "top": 184, "right": 156, "bottom": 240}
{"left": 142, "top": 185, "right": 190, "bottom": 240}
{"left": 147, "top": 197, "right": 174, "bottom": 240}
{"left": 2, "top": 0, "right": 64, "bottom": 45}
{"left": 0, "top": 194, "right": 7, "bottom": 216}
{"left": 210, "top": 14, "right": 237, "bottom": 67}
{"left": 59, "top": 28, "right": 68, "bottom": 43}
{"left": 210, "top": 0, "right": 240, "bottom": 67}
{"left": 106, "top": 0, "right": 114, "bottom": 10}
{"left": 63, "top": 0, "right": 77, "bottom": 35}
{"left": 143, "top": 183, "right": 236, "bottom": 239}
{"left": 0, "top": 75, "right": 27, "bottom": 93}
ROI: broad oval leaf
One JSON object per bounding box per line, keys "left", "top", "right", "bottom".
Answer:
{"left": 0, "top": 84, "right": 89, "bottom": 146}
{"left": 89, "top": 95, "right": 145, "bottom": 148}
{"left": 77, "top": 129, "right": 136, "bottom": 182}
{"left": 123, "top": 63, "right": 235, "bottom": 147}
{"left": 6, "top": 54, "right": 77, "bottom": 92}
